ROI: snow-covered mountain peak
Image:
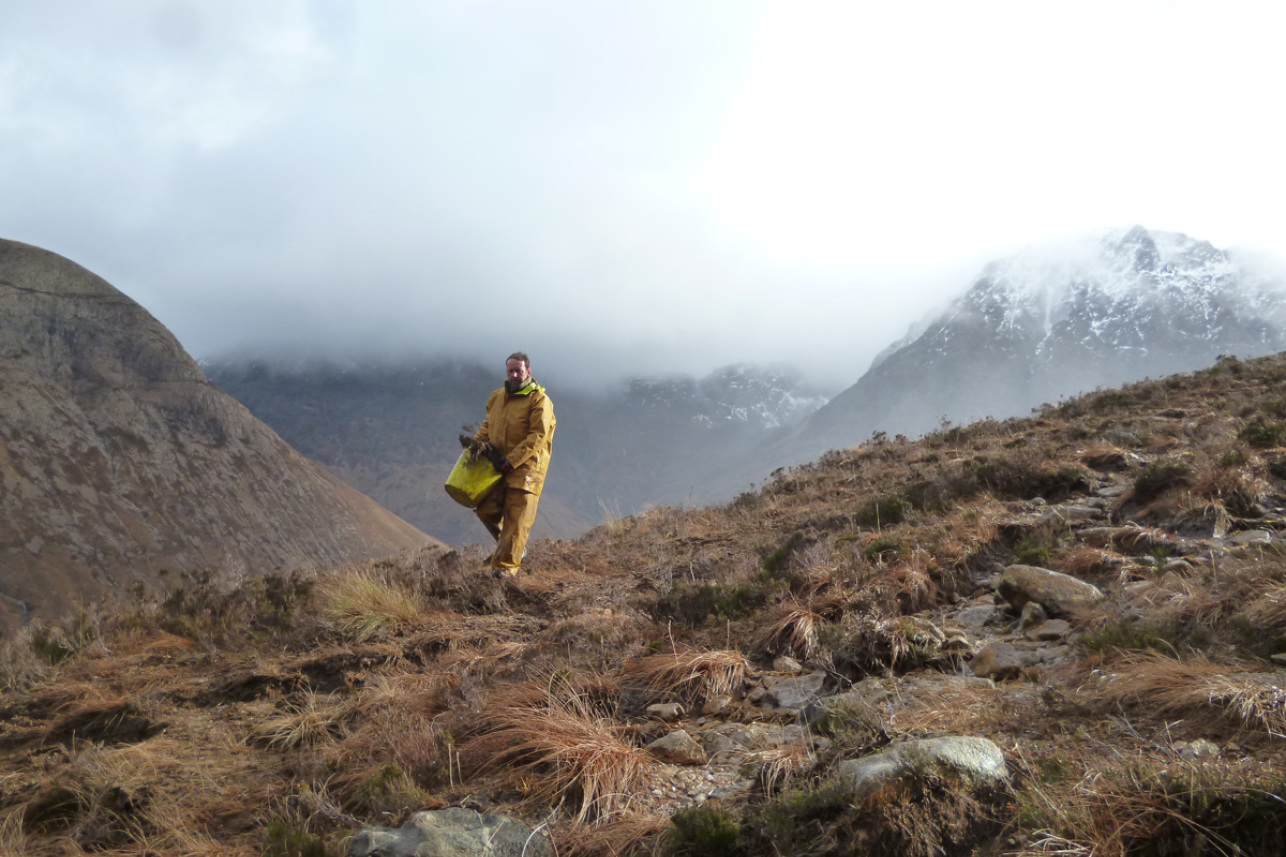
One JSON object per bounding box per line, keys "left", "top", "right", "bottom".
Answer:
{"left": 957, "top": 226, "right": 1266, "bottom": 336}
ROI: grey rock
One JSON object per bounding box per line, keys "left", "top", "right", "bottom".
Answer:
{"left": 348, "top": 808, "right": 551, "bottom": 857}
{"left": 764, "top": 671, "right": 827, "bottom": 710}
{"left": 971, "top": 642, "right": 1026, "bottom": 680}
{"left": 647, "top": 730, "right": 707, "bottom": 765}
{"left": 999, "top": 564, "right": 1105, "bottom": 617}
{"left": 702, "top": 695, "right": 732, "bottom": 716}
{"left": 1175, "top": 739, "right": 1220, "bottom": 760}
{"left": 700, "top": 730, "right": 739, "bottom": 758}
{"left": 802, "top": 677, "right": 893, "bottom": 727}
{"left": 955, "top": 605, "right": 999, "bottom": 629}
{"left": 835, "top": 737, "right": 1009, "bottom": 798}
{"left": 1041, "top": 505, "right": 1103, "bottom": 524}
{"left": 1019, "top": 601, "right": 1047, "bottom": 629}
{"left": 1025, "top": 619, "right": 1071, "bottom": 642}
{"left": 646, "top": 703, "right": 685, "bottom": 721}
{"left": 1229, "top": 530, "right": 1274, "bottom": 545}
{"left": 772, "top": 655, "right": 804, "bottom": 673}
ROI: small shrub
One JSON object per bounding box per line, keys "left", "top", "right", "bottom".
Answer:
{"left": 1132, "top": 458, "right": 1192, "bottom": 502}
{"left": 1239, "top": 417, "right": 1286, "bottom": 449}
{"left": 864, "top": 534, "right": 908, "bottom": 564}
{"left": 261, "top": 821, "right": 336, "bottom": 857}
{"left": 664, "top": 805, "right": 740, "bottom": 857}
{"left": 1013, "top": 536, "right": 1054, "bottom": 567}
{"left": 854, "top": 495, "right": 910, "bottom": 528}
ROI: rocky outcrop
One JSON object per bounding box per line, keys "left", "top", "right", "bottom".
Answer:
{"left": 0, "top": 239, "right": 436, "bottom": 629}
{"left": 836, "top": 737, "right": 1009, "bottom": 798}
{"left": 998, "top": 564, "right": 1106, "bottom": 617}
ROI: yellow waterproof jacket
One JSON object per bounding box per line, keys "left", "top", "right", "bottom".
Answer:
{"left": 475, "top": 380, "right": 555, "bottom": 495}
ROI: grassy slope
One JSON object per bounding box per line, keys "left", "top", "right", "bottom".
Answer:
{"left": 4, "top": 354, "right": 1286, "bottom": 856}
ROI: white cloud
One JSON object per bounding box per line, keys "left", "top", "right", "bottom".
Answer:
{"left": 2, "top": 1, "right": 1285, "bottom": 389}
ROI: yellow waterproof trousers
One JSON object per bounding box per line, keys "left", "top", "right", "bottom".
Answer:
{"left": 474, "top": 483, "right": 540, "bottom": 573}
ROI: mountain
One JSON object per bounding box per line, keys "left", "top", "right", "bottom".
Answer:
{"left": 794, "top": 226, "right": 1286, "bottom": 459}
{"left": 0, "top": 239, "right": 436, "bottom": 629}
{"left": 204, "top": 359, "right": 830, "bottom": 544}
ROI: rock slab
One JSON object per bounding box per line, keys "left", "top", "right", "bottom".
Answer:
{"left": 348, "top": 808, "right": 551, "bottom": 857}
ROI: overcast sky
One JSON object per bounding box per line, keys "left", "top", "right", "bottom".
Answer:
{"left": 3, "top": 1, "right": 1286, "bottom": 389}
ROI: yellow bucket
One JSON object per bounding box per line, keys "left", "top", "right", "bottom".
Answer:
{"left": 444, "top": 450, "right": 502, "bottom": 508}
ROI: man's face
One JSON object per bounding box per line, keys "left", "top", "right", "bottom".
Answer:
{"left": 506, "top": 358, "right": 530, "bottom": 386}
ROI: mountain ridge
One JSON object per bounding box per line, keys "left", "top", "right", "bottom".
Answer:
{"left": 790, "top": 225, "right": 1286, "bottom": 463}
{"left": 0, "top": 238, "right": 437, "bottom": 629}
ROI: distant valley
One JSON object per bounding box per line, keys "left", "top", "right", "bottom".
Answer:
{"left": 209, "top": 227, "right": 1286, "bottom": 545}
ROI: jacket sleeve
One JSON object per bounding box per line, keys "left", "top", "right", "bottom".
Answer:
{"left": 504, "top": 390, "right": 555, "bottom": 470}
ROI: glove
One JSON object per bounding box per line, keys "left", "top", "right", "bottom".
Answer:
{"left": 480, "top": 445, "right": 513, "bottom": 474}
{"left": 478, "top": 441, "right": 505, "bottom": 469}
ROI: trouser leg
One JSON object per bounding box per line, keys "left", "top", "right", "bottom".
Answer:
{"left": 493, "top": 488, "right": 540, "bottom": 572}
{"left": 474, "top": 486, "right": 504, "bottom": 541}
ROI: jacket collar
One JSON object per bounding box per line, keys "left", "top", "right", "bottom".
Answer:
{"left": 505, "top": 377, "right": 539, "bottom": 396}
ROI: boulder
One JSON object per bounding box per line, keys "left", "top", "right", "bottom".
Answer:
{"left": 998, "top": 564, "right": 1105, "bottom": 617}
{"left": 763, "top": 671, "right": 827, "bottom": 710}
{"left": 646, "top": 703, "right": 684, "bottom": 722}
{"left": 647, "top": 730, "right": 707, "bottom": 765}
{"left": 970, "top": 642, "right": 1027, "bottom": 680}
{"left": 835, "top": 737, "right": 1009, "bottom": 798}
{"left": 348, "top": 808, "right": 550, "bottom": 857}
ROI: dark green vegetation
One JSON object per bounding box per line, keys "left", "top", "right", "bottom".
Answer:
{"left": 4, "top": 353, "right": 1286, "bottom": 855}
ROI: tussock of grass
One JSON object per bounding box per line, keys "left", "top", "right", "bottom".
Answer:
{"left": 249, "top": 690, "right": 355, "bottom": 750}
{"left": 463, "top": 683, "right": 653, "bottom": 822}
{"left": 1088, "top": 651, "right": 1286, "bottom": 736}
{"left": 316, "top": 569, "right": 426, "bottom": 641}
{"left": 555, "top": 811, "right": 668, "bottom": 857}
{"left": 1011, "top": 754, "right": 1286, "bottom": 857}
{"left": 756, "top": 605, "right": 821, "bottom": 661}
{"left": 625, "top": 648, "right": 749, "bottom": 704}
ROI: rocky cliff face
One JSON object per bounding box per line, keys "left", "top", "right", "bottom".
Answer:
{"left": 794, "top": 226, "right": 1286, "bottom": 459}
{"left": 0, "top": 239, "right": 435, "bottom": 629}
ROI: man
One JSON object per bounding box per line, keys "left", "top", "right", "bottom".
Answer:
{"left": 471, "top": 351, "right": 556, "bottom": 577}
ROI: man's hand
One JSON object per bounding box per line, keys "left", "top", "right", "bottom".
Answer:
{"left": 498, "top": 458, "right": 514, "bottom": 474}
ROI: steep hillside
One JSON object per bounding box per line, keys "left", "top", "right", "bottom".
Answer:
{"left": 796, "top": 226, "right": 1286, "bottom": 461}
{"left": 0, "top": 239, "right": 436, "bottom": 630}
{"left": 205, "top": 359, "right": 829, "bottom": 544}
{"left": 5, "top": 352, "right": 1286, "bottom": 856}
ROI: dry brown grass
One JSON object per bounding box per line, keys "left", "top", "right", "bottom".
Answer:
{"left": 624, "top": 647, "right": 749, "bottom": 704}
{"left": 1087, "top": 651, "right": 1286, "bottom": 736}
{"left": 554, "top": 811, "right": 668, "bottom": 857}
{"left": 248, "top": 689, "right": 356, "bottom": 750}
{"left": 755, "top": 604, "right": 821, "bottom": 661}
{"left": 746, "top": 742, "right": 815, "bottom": 797}
{"left": 463, "top": 678, "right": 655, "bottom": 822}
{"left": 1239, "top": 580, "right": 1286, "bottom": 635}
{"left": 316, "top": 568, "right": 428, "bottom": 641}
{"left": 1008, "top": 746, "right": 1286, "bottom": 857}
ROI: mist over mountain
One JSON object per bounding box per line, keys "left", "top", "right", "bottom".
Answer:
{"left": 203, "top": 359, "right": 830, "bottom": 545}
{"left": 0, "top": 239, "right": 435, "bottom": 629}
{"left": 789, "top": 226, "right": 1286, "bottom": 462}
